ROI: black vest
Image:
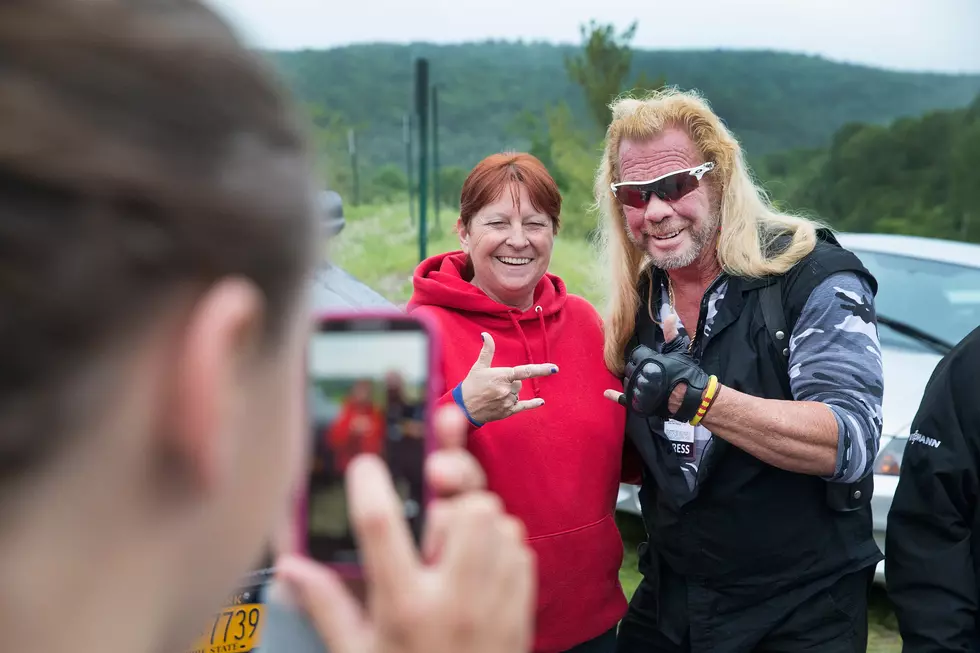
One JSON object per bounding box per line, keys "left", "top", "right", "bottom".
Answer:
{"left": 624, "top": 231, "right": 884, "bottom": 652}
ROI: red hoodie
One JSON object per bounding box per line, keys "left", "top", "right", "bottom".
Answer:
{"left": 407, "top": 251, "right": 628, "bottom": 653}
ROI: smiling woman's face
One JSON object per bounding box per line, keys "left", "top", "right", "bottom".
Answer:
{"left": 459, "top": 182, "right": 555, "bottom": 310}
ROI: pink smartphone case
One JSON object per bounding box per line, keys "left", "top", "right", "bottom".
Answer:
{"left": 293, "top": 308, "right": 444, "bottom": 578}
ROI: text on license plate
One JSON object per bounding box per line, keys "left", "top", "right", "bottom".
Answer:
{"left": 187, "top": 603, "right": 264, "bottom": 653}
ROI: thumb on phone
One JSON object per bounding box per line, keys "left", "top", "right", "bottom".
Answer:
{"left": 471, "top": 332, "right": 495, "bottom": 370}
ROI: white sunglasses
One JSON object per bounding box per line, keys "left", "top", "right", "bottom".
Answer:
{"left": 610, "top": 162, "right": 715, "bottom": 208}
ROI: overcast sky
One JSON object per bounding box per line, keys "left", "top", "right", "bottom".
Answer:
{"left": 208, "top": 0, "right": 979, "bottom": 74}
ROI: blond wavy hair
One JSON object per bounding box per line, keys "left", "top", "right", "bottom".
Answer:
{"left": 595, "top": 87, "right": 826, "bottom": 375}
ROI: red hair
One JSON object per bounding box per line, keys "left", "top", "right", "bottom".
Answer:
{"left": 459, "top": 152, "right": 562, "bottom": 233}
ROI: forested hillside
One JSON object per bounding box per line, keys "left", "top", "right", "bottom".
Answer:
{"left": 267, "top": 41, "right": 980, "bottom": 171}
{"left": 262, "top": 33, "right": 980, "bottom": 246}
{"left": 758, "top": 94, "right": 980, "bottom": 243}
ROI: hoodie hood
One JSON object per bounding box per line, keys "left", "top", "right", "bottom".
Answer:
{"left": 408, "top": 250, "right": 567, "bottom": 397}
{"left": 407, "top": 250, "right": 567, "bottom": 320}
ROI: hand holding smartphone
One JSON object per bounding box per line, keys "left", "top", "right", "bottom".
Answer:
{"left": 259, "top": 310, "right": 438, "bottom": 653}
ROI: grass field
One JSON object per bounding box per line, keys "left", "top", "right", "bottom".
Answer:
{"left": 332, "top": 202, "right": 904, "bottom": 652}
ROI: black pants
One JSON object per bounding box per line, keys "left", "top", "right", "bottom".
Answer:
{"left": 616, "top": 568, "right": 872, "bottom": 653}
{"left": 564, "top": 626, "right": 618, "bottom": 653}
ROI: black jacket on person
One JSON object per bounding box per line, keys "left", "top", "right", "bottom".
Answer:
{"left": 621, "top": 231, "right": 882, "bottom": 653}
{"left": 886, "top": 323, "right": 980, "bottom": 653}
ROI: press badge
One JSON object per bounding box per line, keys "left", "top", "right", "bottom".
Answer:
{"left": 664, "top": 419, "right": 696, "bottom": 462}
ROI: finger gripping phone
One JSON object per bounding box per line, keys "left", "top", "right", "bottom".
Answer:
{"left": 297, "top": 310, "right": 441, "bottom": 576}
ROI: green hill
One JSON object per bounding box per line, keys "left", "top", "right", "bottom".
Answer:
{"left": 758, "top": 94, "right": 980, "bottom": 242}
{"left": 267, "top": 42, "right": 980, "bottom": 171}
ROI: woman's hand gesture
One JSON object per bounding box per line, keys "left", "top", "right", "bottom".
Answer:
{"left": 460, "top": 332, "right": 558, "bottom": 425}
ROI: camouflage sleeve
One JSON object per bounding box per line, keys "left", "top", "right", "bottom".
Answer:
{"left": 787, "top": 271, "right": 884, "bottom": 483}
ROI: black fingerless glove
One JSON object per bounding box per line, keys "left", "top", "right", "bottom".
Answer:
{"left": 624, "top": 340, "right": 711, "bottom": 422}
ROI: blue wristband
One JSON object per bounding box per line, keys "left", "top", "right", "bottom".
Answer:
{"left": 452, "top": 382, "right": 484, "bottom": 428}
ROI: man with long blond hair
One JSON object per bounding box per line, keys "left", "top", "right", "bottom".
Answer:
{"left": 597, "top": 88, "right": 884, "bottom": 653}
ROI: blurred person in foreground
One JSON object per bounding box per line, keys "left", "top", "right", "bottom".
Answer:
{"left": 407, "top": 152, "right": 628, "bottom": 653}
{"left": 598, "top": 89, "right": 885, "bottom": 653}
{"left": 885, "top": 324, "right": 980, "bottom": 652}
{"left": 0, "top": 3, "right": 534, "bottom": 653}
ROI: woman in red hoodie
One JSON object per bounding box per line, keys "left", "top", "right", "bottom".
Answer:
{"left": 407, "top": 152, "right": 628, "bottom": 653}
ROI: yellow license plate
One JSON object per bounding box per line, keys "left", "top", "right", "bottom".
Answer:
{"left": 187, "top": 603, "right": 264, "bottom": 653}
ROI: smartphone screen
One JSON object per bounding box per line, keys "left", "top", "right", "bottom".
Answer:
{"left": 305, "top": 315, "right": 430, "bottom": 565}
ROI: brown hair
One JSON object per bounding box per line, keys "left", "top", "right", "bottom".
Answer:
{"left": 0, "top": 1, "right": 315, "bottom": 486}
{"left": 459, "top": 152, "right": 562, "bottom": 232}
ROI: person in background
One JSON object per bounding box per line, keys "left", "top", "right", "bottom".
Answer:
{"left": 0, "top": 3, "right": 535, "bottom": 653}
{"left": 383, "top": 370, "right": 426, "bottom": 540}
{"left": 327, "top": 379, "right": 385, "bottom": 472}
{"left": 407, "top": 152, "right": 628, "bottom": 653}
{"left": 885, "top": 324, "right": 980, "bottom": 652}
{"left": 597, "top": 89, "right": 884, "bottom": 653}
{"left": 383, "top": 370, "right": 426, "bottom": 443}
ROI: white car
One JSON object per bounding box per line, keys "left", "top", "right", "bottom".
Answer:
{"left": 616, "top": 232, "right": 980, "bottom": 586}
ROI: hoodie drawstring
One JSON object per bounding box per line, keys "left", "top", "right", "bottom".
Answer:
{"left": 506, "top": 306, "right": 550, "bottom": 397}
{"left": 535, "top": 305, "right": 552, "bottom": 362}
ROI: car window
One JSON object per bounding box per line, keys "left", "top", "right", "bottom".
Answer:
{"left": 850, "top": 249, "right": 980, "bottom": 351}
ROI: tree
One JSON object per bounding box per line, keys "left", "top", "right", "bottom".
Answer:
{"left": 564, "top": 21, "right": 642, "bottom": 132}
{"left": 369, "top": 164, "right": 408, "bottom": 204}
{"left": 436, "top": 166, "right": 469, "bottom": 210}
{"left": 545, "top": 102, "right": 597, "bottom": 230}
{"left": 305, "top": 102, "right": 359, "bottom": 196}
{"left": 626, "top": 70, "right": 668, "bottom": 98}
{"left": 507, "top": 109, "right": 569, "bottom": 191}
{"left": 950, "top": 117, "right": 980, "bottom": 241}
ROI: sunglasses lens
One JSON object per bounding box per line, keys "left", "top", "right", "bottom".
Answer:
{"left": 615, "top": 187, "right": 648, "bottom": 209}
{"left": 615, "top": 172, "right": 702, "bottom": 209}
{"left": 658, "top": 173, "right": 700, "bottom": 202}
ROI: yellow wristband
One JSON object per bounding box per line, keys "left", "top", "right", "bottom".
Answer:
{"left": 689, "top": 375, "right": 719, "bottom": 426}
